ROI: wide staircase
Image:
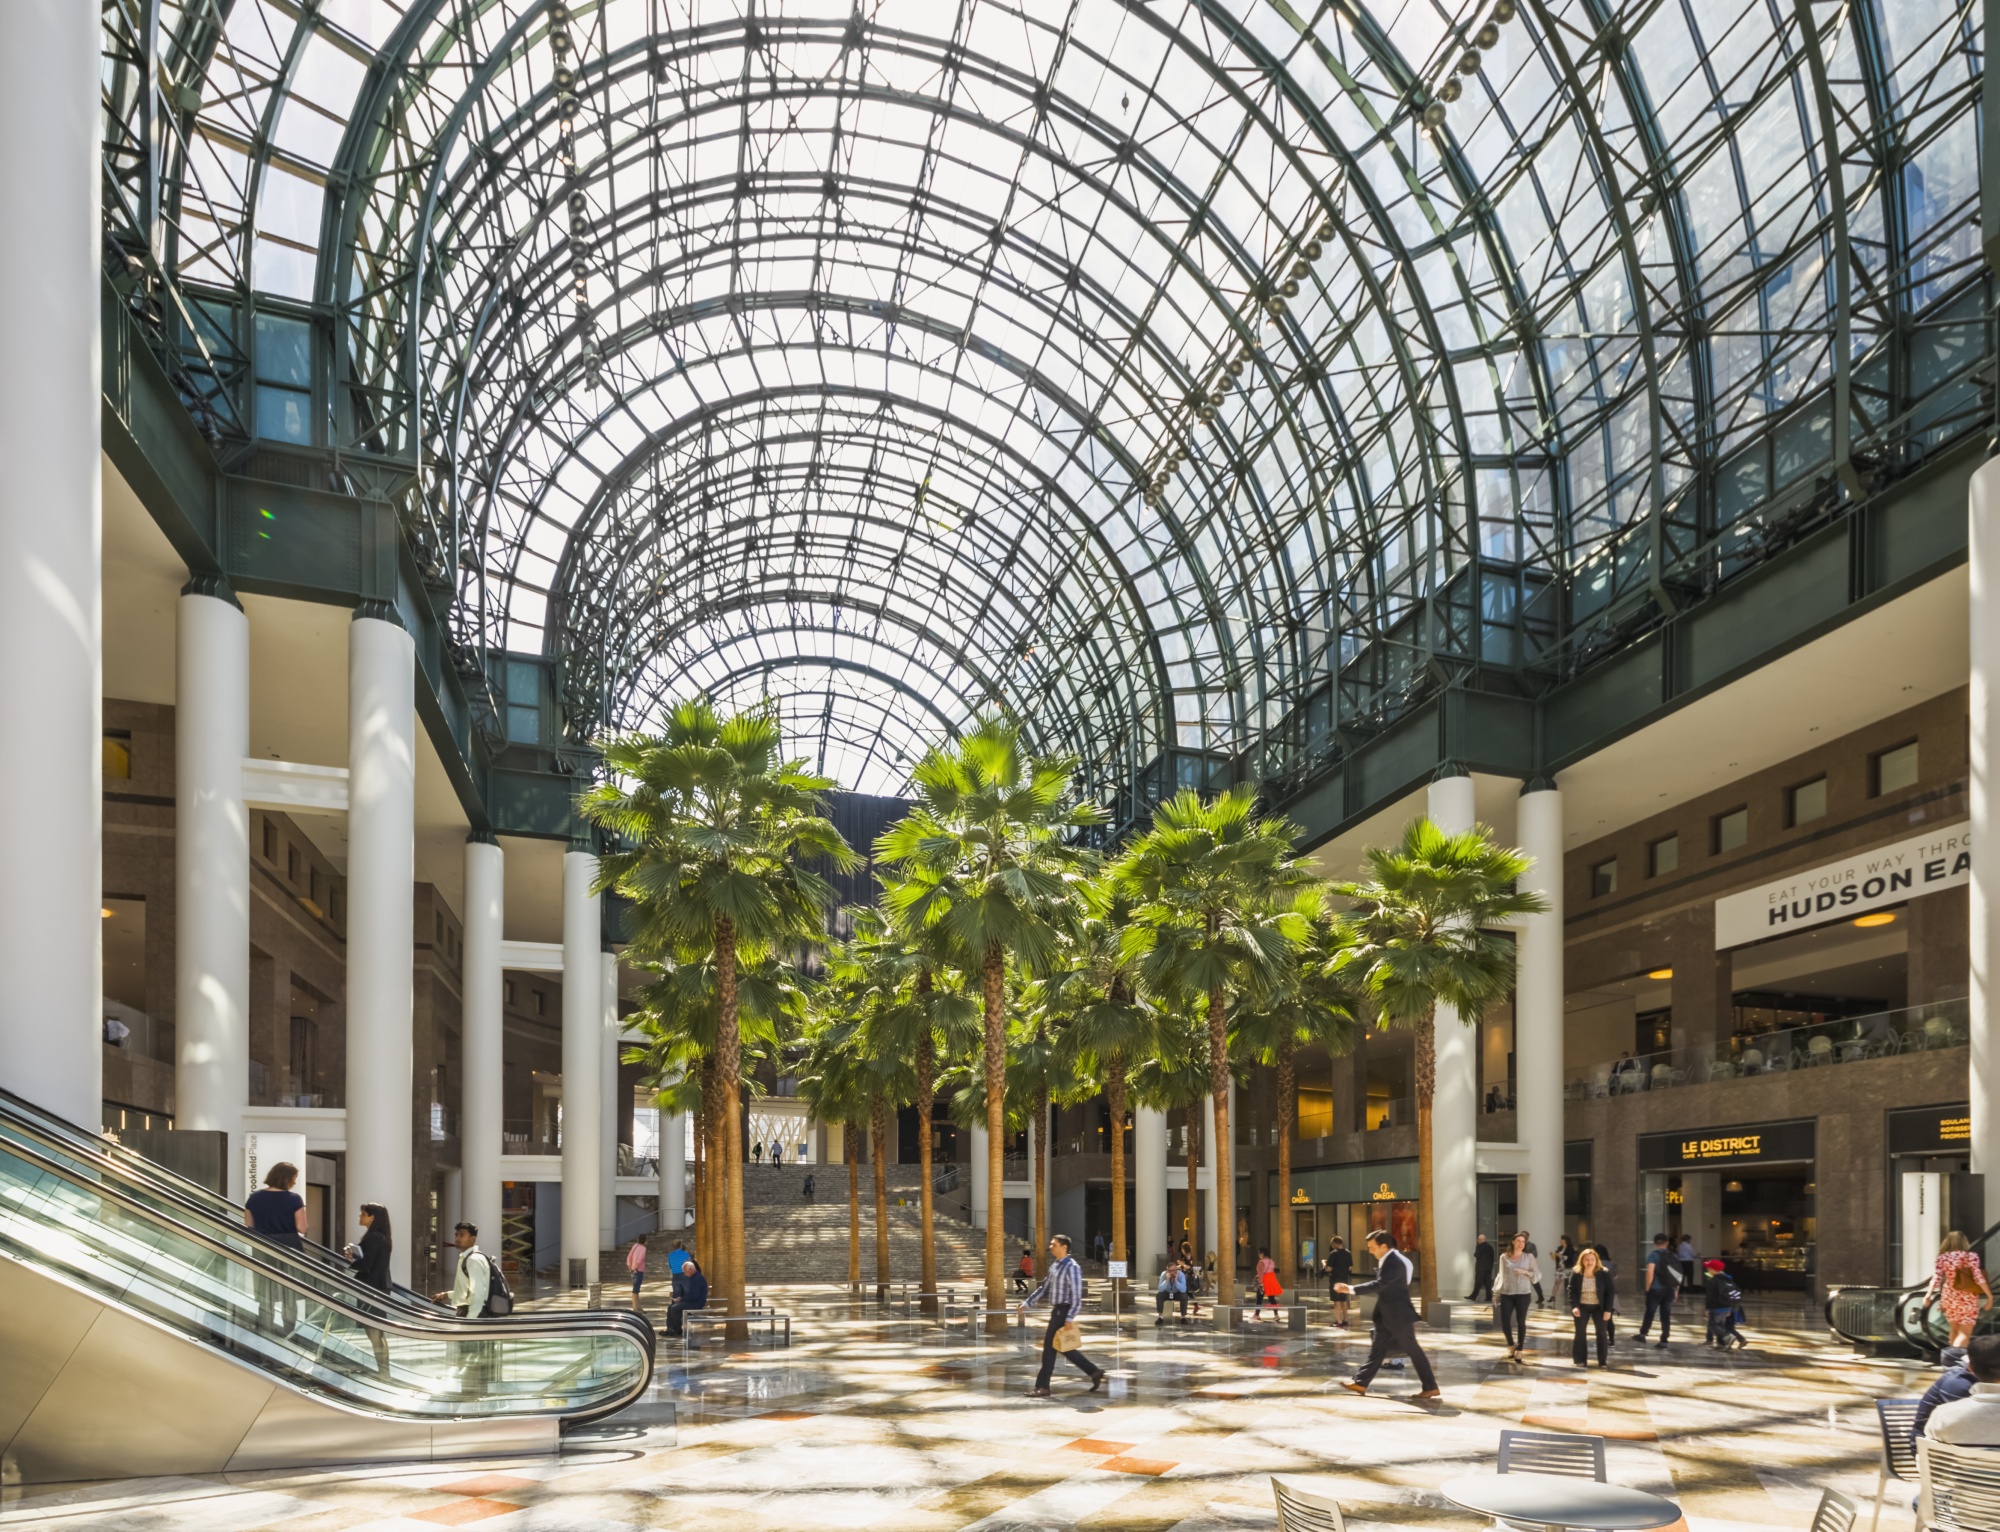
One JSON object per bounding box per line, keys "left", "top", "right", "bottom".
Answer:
{"left": 737, "top": 1164, "right": 991, "bottom": 1285}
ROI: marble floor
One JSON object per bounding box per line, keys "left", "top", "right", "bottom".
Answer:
{"left": 0, "top": 1292, "right": 1931, "bottom": 1532}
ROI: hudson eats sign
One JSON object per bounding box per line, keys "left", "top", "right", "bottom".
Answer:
{"left": 1713, "top": 820, "right": 1969, "bottom": 949}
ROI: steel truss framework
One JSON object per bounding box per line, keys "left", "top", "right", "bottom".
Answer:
{"left": 100, "top": 0, "right": 1990, "bottom": 808}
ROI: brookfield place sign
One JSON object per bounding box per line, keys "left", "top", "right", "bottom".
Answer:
{"left": 1713, "top": 820, "right": 1968, "bottom": 949}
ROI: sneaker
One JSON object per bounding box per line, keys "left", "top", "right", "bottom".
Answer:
{"left": 1654, "top": 1340, "right": 1668, "bottom": 1349}
{"left": 1026, "top": 1387, "right": 1052, "bottom": 1398}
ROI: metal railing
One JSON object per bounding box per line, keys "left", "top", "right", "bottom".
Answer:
{"left": 1573, "top": 998, "right": 1968, "bottom": 1099}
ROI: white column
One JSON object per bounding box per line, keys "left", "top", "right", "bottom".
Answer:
{"left": 561, "top": 849, "right": 602, "bottom": 1284}
{"left": 461, "top": 835, "right": 504, "bottom": 1254}
{"left": 1134, "top": 1105, "right": 1166, "bottom": 1279}
{"left": 970, "top": 1123, "right": 989, "bottom": 1228}
{"left": 1972, "top": 457, "right": 2000, "bottom": 1181}
{"left": 661, "top": 1105, "right": 686, "bottom": 1233}
{"left": 1202, "top": 1091, "right": 1218, "bottom": 1265}
{"left": 600, "top": 950, "right": 619, "bottom": 1249}
{"left": 1516, "top": 783, "right": 1565, "bottom": 1281}
{"left": 346, "top": 610, "right": 416, "bottom": 1287}
{"left": 1429, "top": 772, "right": 1480, "bottom": 1304}
{"left": 174, "top": 586, "right": 249, "bottom": 1196}
{"left": 0, "top": 0, "right": 100, "bottom": 1128}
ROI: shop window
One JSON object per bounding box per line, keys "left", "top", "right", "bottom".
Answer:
{"left": 1713, "top": 806, "right": 1748, "bottom": 854}
{"left": 102, "top": 730, "right": 132, "bottom": 781}
{"left": 1648, "top": 833, "right": 1678, "bottom": 877}
{"left": 1786, "top": 776, "right": 1827, "bottom": 827}
{"left": 1297, "top": 1085, "right": 1333, "bottom": 1138}
{"left": 1872, "top": 740, "right": 1919, "bottom": 797}
{"left": 1590, "top": 857, "right": 1618, "bottom": 897}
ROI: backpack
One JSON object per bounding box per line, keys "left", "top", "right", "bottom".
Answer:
{"left": 477, "top": 1251, "right": 515, "bottom": 1316}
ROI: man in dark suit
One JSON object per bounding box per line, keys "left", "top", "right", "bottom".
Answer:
{"left": 1334, "top": 1230, "right": 1440, "bottom": 1399}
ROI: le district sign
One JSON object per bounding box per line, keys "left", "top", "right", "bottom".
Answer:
{"left": 1713, "top": 820, "right": 1970, "bottom": 949}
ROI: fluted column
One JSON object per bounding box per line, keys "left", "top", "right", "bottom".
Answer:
{"left": 1134, "top": 1105, "right": 1166, "bottom": 1280}
{"left": 1429, "top": 771, "right": 1479, "bottom": 1305}
{"left": 0, "top": 0, "right": 100, "bottom": 1126}
{"left": 561, "top": 848, "right": 602, "bottom": 1284}
{"left": 346, "top": 608, "right": 416, "bottom": 1286}
{"left": 175, "top": 583, "right": 249, "bottom": 1196}
{"left": 1971, "top": 457, "right": 2000, "bottom": 1180}
{"left": 461, "top": 833, "right": 504, "bottom": 1255}
{"left": 1516, "top": 783, "right": 1565, "bottom": 1282}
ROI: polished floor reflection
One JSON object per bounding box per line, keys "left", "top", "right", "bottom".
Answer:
{"left": 0, "top": 1290, "right": 1929, "bottom": 1530}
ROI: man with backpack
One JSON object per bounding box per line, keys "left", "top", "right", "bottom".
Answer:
{"left": 433, "top": 1221, "right": 511, "bottom": 1394}
{"left": 1637, "top": 1233, "right": 1682, "bottom": 1347}
{"left": 1703, "top": 1259, "right": 1745, "bottom": 1348}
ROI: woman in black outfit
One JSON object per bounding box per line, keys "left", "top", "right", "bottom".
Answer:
{"left": 346, "top": 1203, "right": 393, "bottom": 1376}
{"left": 1324, "top": 1237, "right": 1354, "bottom": 1328}
{"left": 1567, "top": 1247, "right": 1616, "bottom": 1368}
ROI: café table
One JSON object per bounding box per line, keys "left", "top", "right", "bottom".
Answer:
{"left": 1440, "top": 1472, "right": 1681, "bottom": 1532}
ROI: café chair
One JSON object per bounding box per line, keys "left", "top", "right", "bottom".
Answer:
{"left": 1867, "top": 1399, "right": 1919, "bottom": 1532}
{"left": 1807, "top": 1488, "right": 1858, "bottom": 1532}
{"left": 1919, "top": 1438, "right": 2000, "bottom": 1532}
{"left": 1271, "top": 1476, "right": 1346, "bottom": 1532}
{"left": 1497, "top": 1428, "right": 1608, "bottom": 1482}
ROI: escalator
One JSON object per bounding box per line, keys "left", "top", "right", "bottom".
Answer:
{"left": 0, "top": 1090, "right": 655, "bottom": 1484}
{"left": 1826, "top": 1217, "right": 2000, "bottom": 1357}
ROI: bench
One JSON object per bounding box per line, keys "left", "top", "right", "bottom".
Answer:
{"left": 679, "top": 1309, "right": 791, "bottom": 1349}
{"left": 1210, "top": 1303, "right": 1308, "bottom": 1333}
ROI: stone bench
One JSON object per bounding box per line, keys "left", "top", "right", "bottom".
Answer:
{"left": 678, "top": 1309, "right": 791, "bottom": 1349}
{"left": 1210, "top": 1303, "right": 1308, "bottom": 1333}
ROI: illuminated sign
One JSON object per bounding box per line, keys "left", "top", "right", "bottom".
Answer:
{"left": 1714, "top": 822, "right": 1969, "bottom": 948}
{"left": 1665, "top": 1188, "right": 1684, "bottom": 1206}
{"left": 1638, "top": 1119, "right": 1814, "bottom": 1170}
{"left": 1372, "top": 1182, "right": 1396, "bottom": 1202}
{"left": 1889, "top": 1105, "right": 1973, "bottom": 1158}
{"left": 1290, "top": 1188, "right": 1311, "bottom": 1205}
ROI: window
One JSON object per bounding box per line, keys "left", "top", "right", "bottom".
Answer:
{"left": 1590, "top": 858, "right": 1618, "bottom": 897}
{"left": 1873, "top": 740, "right": 1919, "bottom": 797}
{"left": 505, "top": 980, "right": 516, "bottom": 1007}
{"left": 261, "top": 819, "right": 276, "bottom": 860}
{"left": 1648, "top": 834, "right": 1679, "bottom": 877}
{"left": 504, "top": 660, "right": 540, "bottom": 745}
{"left": 435, "top": 911, "right": 445, "bottom": 943}
{"left": 253, "top": 311, "right": 313, "bottom": 444}
{"left": 1714, "top": 807, "right": 1748, "bottom": 853}
{"left": 532, "top": 988, "right": 545, "bottom": 1016}
{"left": 286, "top": 844, "right": 300, "bottom": 883}
{"left": 1787, "top": 776, "right": 1827, "bottom": 827}
{"left": 102, "top": 730, "right": 132, "bottom": 780}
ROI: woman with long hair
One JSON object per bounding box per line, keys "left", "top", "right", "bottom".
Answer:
{"left": 345, "top": 1203, "right": 393, "bottom": 1377}
{"left": 1496, "top": 1231, "right": 1538, "bottom": 1363}
{"left": 1567, "top": 1246, "right": 1617, "bottom": 1369}
{"left": 1925, "top": 1230, "right": 1993, "bottom": 1349}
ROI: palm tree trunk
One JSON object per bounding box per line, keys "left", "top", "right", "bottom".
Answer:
{"left": 1208, "top": 981, "right": 1235, "bottom": 1308}
{"left": 981, "top": 942, "right": 1007, "bottom": 1333}
{"left": 847, "top": 1122, "right": 861, "bottom": 1287}
{"left": 714, "top": 916, "right": 747, "bottom": 1339}
{"left": 1413, "top": 1009, "right": 1439, "bottom": 1312}
{"left": 1186, "top": 1108, "right": 1200, "bottom": 1272}
{"left": 1276, "top": 1037, "right": 1296, "bottom": 1286}
{"left": 871, "top": 1090, "right": 892, "bottom": 1298}
{"left": 1107, "top": 1056, "right": 1128, "bottom": 1288}
{"left": 915, "top": 1025, "right": 937, "bottom": 1314}
{"left": 1032, "top": 1085, "right": 1048, "bottom": 1281}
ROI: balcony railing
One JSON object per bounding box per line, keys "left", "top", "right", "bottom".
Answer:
{"left": 1569, "top": 997, "right": 1967, "bottom": 1099}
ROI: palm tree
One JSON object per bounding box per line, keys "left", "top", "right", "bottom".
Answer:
{"left": 876, "top": 718, "right": 1104, "bottom": 1324}
{"left": 825, "top": 928, "right": 921, "bottom": 1299}
{"left": 583, "top": 700, "right": 857, "bottom": 1329}
{"left": 797, "top": 1012, "right": 874, "bottom": 1290}
{"left": 1230, "top": 925, "right": 1360, "bottom": 1285}
{"left": 1327, "top": 817, "right": 1544, "bottom": 1308}
{"left": 1113, "top": 784, "right": 1319, "bottom": 1306}
{"left": 1041, "top": 897, "right": 1164, "bottom": 1287}
{"left": 1004, "top": 1010, "right": 1077, "bottom": 1279}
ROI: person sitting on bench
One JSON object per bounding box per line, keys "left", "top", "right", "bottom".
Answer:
{"left": 667, "top": 1257, "right": 708, "bottom": 1336}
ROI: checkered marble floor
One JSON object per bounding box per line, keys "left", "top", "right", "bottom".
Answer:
{"left": 0, "top": 1293, "right": 1929, "bottom": 1531}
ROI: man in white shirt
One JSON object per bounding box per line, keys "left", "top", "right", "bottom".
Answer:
{"left": 432, "top": 1221, "right": 494, "bottom": 1395}
{"left": 1927, "top": 1337, "right": 2000, "bottom": 1445}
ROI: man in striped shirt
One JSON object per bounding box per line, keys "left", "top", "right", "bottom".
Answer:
{"left": 1019, "top": 1233, "right": 1106, "bottom": 1397}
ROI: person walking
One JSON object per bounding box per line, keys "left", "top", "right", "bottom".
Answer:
{"left": 344, "top": 1202, "right": 394, "bottom": 1377}
{"left": 1325, "top": 1236, "right": 1354, "bottom": 1328}
{"left": 1567, "top": 1246, "right": 1616, "bottom": 1368}
{"left": 1468, "top": 1233, "right": 1496, "bottom": 1302}
{"left": 625, "top": 1233, "right": 649, "bottom": 1306}
{"left": 1020, "top": 1233, "right": 1106, "bottom": 1398}
{"left": 1636, "top": 1232, "right": 1681, "bottom": 1347}
{"left": 1703, "top": 1259, "right": 1746, "bottom": 1348}
{"left": 667, "top": 1256, "right": 708, "bottom": 1337}
{"left": 1253, "top": 1247, "right": 1279, "bottom": 1318}
{"left": 1013, "top": 1246, "right": 1036, "bottom": 1295}
{"left": 1335, "top": 1231, "right": 1440, "bottom": 1400}
{"left": 802, "top": 1172, "right": 815, "bottom": 1205}
{"left": 752, "top": 1140, "right": 763, "bottom": 1165}
{"left": 1496, "top": 1232, "right": 1538, "bottom": 1363}
{"left": 1519, "top": 1230, "right": 1548, "bottom": 1307}
{"left": 1676, "top": 1233, "right": 1697, "bottom": 1294}
{"left": 243, "top": 1160, "right": 307, "bottom": 1335}
{"left": 1925, "top": 1230, "right": 1994, "bottom": 1350}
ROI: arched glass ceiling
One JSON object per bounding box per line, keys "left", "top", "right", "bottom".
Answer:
{"left": 102, "top": 0, "right": 1988, "bottom": 801}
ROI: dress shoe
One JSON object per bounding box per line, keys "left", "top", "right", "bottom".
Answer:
{"left": 1340, "top": 1381, "right": 1368, "bottom": 1395}
{"left": 1026, "top": 1387, "right": 1052, "bottom": 1397}
{"left": 1415, "top": 1389, "right": 1442, "bottom": 1400}
{"left": 1089, "top": 1373, "right": 1106, "bottom": 1393}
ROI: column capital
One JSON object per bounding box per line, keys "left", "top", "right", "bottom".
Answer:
{"left": 1432, "top": 760, "right": 1470, "bottom": 781}
{"left": 466, "top": 827, "right": 499, "bottom": 847}
{"left": 352, "top": 598, "right": 404, "bottom": 628}
{"left": 1520, "top": 774, "right": 1559, "bottom": 794}
{"left": 180, "top": 572, "right": 242, "bottom": 610}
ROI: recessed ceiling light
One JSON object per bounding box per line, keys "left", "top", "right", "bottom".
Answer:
{"left": 1647, "top": 967, "right": 1673, "bottom": 980}
{"left": 1853, "top": 912, "right": 1895, "bottom": 928}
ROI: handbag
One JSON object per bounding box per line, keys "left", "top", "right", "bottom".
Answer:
{"left": 1953, "top": 1262, "right": 1983, "bottom": 1295}
{"left": 1052, "top": 1321, "right": 1084, "bottom": 1352}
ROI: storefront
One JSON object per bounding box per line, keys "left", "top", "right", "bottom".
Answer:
{"left": 1638, "top": 1119, "right": 1816, "bottom": 1291}
{"left": 1272, "top": 1159, "right": 1418, "bottom": 1274}
{"left": 1887, "top": 1103, "right": 1975, "bottom": 1284}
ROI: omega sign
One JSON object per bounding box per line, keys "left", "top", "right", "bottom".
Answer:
{"left": 1713, "top": 821, "right": 1969, "bottom": 949}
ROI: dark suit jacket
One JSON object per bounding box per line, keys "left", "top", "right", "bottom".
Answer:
{"left": 1473, "top": 1243, "right": 1497, "bottom": 1277}
{"left": 1567, "top": 1266, "right": 1618, "bottom": 1311}
{"left": 349, "top": 1227, "right": 392, "bottom": 1293}
{"left": 1348, "top": 1248, "right": 1420, "bottom": 1331}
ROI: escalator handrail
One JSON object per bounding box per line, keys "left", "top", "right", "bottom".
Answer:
{"left": 1823, "top": 1213, "right": 2000, "bottom": 1347}
{"left": 0, "top": 1126, "right": 654, "bottom": 1354}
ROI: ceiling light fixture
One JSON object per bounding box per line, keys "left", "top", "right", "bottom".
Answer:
{"left": 1647, "top": 967, "right": 1672, "bottom": 980}
{"left": 1852, "top": 912, "right": 1896, "bottom": 928}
